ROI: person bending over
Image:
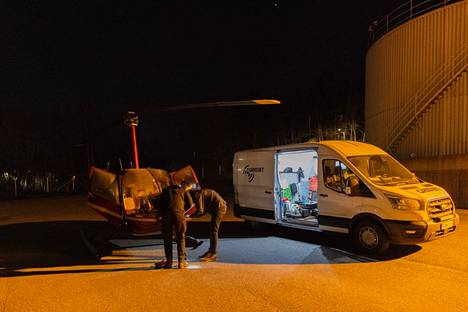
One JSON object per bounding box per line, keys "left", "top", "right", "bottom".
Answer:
{"left": 192, "top": 188, "right": 227, "bottom": 262}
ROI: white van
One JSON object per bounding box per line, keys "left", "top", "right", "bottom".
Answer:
{"left": 233, "top": 140, "right": 459, "bottom": 253}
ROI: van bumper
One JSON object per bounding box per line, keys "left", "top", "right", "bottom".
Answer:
{"left": 383, "top": 213, "right": 460, "bottom": 245}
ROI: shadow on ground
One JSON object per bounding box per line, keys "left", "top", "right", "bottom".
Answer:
{"left": 0, "top": 220, "right": 421, "bottom": 277}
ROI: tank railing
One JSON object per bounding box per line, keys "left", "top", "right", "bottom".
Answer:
{"left": 397, "top": 43, "right": 468, "bottom": 118}
{"left": 386, "top": 44, "right": 468, "bottom": 150}
{"left": 369, "top": 0, "right": 463, "bottom": 44}
{"left": 387, "top": 44, "right": 468, "bottom": 149}
{"left": 369, "top": 44, "right": 468, "bottom": 125}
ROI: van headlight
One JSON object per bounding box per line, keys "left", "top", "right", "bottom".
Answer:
{"left": 386, "top": 196, "right": 421, "bottom": 211}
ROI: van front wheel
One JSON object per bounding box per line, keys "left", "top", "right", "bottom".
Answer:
{"left": 352, "top": 221, "right": 390, "bottom": 254}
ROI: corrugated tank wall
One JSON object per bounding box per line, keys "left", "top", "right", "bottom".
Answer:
{"left": 399, "top": 72, "right": 468, "bottom": 158}
{"left": 365, "top": 1, "right": 468, "bottom": 156}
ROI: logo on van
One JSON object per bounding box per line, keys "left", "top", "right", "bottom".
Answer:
{"left": 242, "top": 165, "right": 264, "bottom": 182}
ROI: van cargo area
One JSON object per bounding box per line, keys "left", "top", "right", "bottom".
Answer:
{"left": 276, "top": 149, "right": 319, "bottom": 226}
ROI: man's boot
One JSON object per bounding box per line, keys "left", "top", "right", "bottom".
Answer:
{"left": 199, "top": 251, "right": 217, "bottom": 262}
{"left": 155, "top": 259, "right": 173, "bottom": 269}
{"left": 178, "top": 260, "right": 188, "bottom": 269}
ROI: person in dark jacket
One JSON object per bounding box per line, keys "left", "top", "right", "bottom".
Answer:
{"left": 192, "top": 188, "right": 227, "bottom": 262}
{"left": 155, "top": 181, "right": 194, "bottom": 269}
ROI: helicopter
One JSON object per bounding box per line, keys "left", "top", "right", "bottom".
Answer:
{"left": 84, "top": 100, "right": 280, "bottom": 257}
{"left": 83, "top": 111, "right": 201, "bottom": 258}
{"left": 87, "top": 164, "right": 199, "bottom": 237}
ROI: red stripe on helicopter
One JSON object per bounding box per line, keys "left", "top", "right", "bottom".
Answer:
{"left": 87, "top": 193, "right": 123, "bottom": 225}
{"left": 88, "top": 193, "right": 122, "bottom": 214}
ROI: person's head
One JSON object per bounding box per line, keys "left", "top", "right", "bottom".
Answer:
{"left": 180, "top": 180, "right": 193, "bottom": 192}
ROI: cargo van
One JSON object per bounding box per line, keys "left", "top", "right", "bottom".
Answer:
{"left": 233, "top": 140, "right": 459, "bottom": 253}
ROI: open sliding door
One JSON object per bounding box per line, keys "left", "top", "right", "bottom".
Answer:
{"left": 276, "top": 148, "right": 319, "bottom": 227}
{"left": 234, "top": 150, "right": 276, "bottom": 222}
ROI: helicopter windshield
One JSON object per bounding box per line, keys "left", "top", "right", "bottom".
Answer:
{"left": 348, "top": 155, "right": 419, "bottom": 186}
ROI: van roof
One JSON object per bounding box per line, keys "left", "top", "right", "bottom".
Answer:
{"left": 236, "top": 140, "right": 387, "bottom": 157}
{"left": 319, "top": 140, "right": 387, "bottom": 157}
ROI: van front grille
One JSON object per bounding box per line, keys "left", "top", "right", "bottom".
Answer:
{"left": 427, "top": 198, "right": 454, "bottom": 221}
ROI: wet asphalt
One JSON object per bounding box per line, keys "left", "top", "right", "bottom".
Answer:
{"left": 1, "top": 195, "right": 467, "bottom": 311}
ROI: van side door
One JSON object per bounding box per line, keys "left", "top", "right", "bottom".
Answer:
{"left": 234, "top": 151, "right": 276, "bottom": 221}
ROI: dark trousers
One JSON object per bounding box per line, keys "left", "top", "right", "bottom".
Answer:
{"left": 162, "top": 209, "right": 187, "bottom": 262}
{"left": 209, "top": 209, "right": 225, "bottom": 254}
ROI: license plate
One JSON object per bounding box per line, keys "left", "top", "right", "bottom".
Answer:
{"left": 441, "top": 220, "right": 453, "bottom": 230}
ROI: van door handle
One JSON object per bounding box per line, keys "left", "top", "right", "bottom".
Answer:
{"left": 319, "top": 194, "right": 328, "bottom": 197}
{"left": 265, "top": 191, "right": 272, "bottom": 194}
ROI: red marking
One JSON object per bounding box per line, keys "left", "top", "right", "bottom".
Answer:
{"left": 88, "top": 193, "right": 122, "bottom": 214}
{"left": 309, "top": 176, "right": 318, "bottom": 191}
{"left": 88, "top": 193, "right": 162, "bottom": 235}
{"left": 131, "top": 125, "right": 140, "bottom": 169}
{"left": 191, "top": 167, "right": 200, "bottom": 185}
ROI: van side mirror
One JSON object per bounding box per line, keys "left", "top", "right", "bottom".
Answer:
{"left": 410, "top": 172, "right": 423, "bottom": 183}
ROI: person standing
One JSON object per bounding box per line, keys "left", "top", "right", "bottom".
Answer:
{"left": 192, "top": 188, "right": 227, "bottom": 262}
{"left": 155, "top": 181, "right": 194, "bottom": 269}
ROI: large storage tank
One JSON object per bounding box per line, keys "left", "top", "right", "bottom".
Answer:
{"left": 365, "top": 0, "right": 468, "bottom": 206}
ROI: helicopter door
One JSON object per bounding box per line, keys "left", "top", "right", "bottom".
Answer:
{"left": 170, "top": 165, "right": 200, "bottom": 189}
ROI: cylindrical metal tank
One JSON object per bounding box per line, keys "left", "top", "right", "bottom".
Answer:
{"left": 365, "top": 1, "right": 468, "bottom": 206}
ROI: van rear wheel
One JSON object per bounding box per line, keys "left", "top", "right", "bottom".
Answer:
{"left": 352, "top": 221, "right": 390, "bottom": 254}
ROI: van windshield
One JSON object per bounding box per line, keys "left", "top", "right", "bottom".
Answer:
{"left": 348, "top": 155, "right": 419, "bottom": 186}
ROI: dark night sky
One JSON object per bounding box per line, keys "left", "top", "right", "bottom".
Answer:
{"left": 0, "top": 1, "right": 403, "bottom": 173}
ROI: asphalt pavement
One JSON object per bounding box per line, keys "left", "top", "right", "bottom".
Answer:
{"left": 1, "top": 195, "right": 467, "bottom": 312}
